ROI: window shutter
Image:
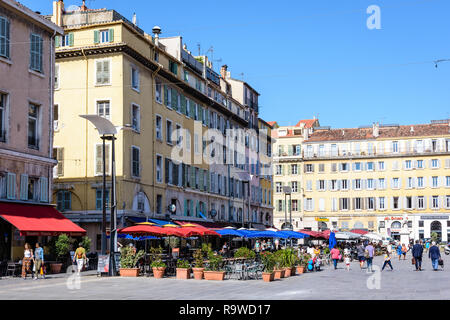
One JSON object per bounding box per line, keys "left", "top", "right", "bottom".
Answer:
{"left": 40, "top": 177, "right": 48, "bottom": 202}
{"left": 190, "top": 167, "right": 195, "bottom": 188}
{"left": 55, "top": 35, "right": 61, "bottom": 47}
{"left": 190, "top": 200, "right": 194, "bottom": 217}
{"left": 164, "top": 85, "right": 169, "bottom": 106}
{"left": 57, "top": 148, "right": 64, "bottom": 176}
{"left": 109, "top": 29, "right": 114, "bottom": 42}
{"left": 165, "top": 158, "right": 169, "bottom": 184}
{"left": 199, "top": 106, "right": 203, "bottom": 123}
{"left": 206, "top": 170, "right": 210, "bottom": 192}
{"left": 184, "top": 199, "right": 188, "bottom": 216}
{"left": 7, "top": 173, "right": 16, "bottom": 199}
{"left": 20, "top": 174, "right": 28, "bottom": 200}
{"left": 180, "top": 95, "right": 186, "bottom": 114}
{"left": 69, "top": 33, "right": 74, "bottom": 46}
{"left": 189, "top": 100, "right": 195, "bottom": 118}
{"left": 94, "top": 30, "right": 99, "bottom": 44}
{"left": 171, "top": 89, "right": 178, "bottom": 111}
{"left": 95, "top": 144, "right": 102, "bottom": 175}
{"left": 199, "top": 169, "right": 203, "bottom": 191}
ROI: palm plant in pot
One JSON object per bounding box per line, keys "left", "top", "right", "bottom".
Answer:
{"left": 260, "top": 251, "right": 275, "bottom": 282}
{"left": 176, "top": 259, "right": 191, "bottom": 280}
{"left": 284, "top": 248, "right": 298, "bottom": 277}
{"left": 119, "top": 246, "right": 145, "bottom": 277}
{"left": 192, "top": 248, "right": 205, "bottom": 280}
{"left": 204, "top": 250, "right": 225, "bottom": 281}
{"left": 298, "top": 253, "right": 311, "bottom": 274}
{"left": 52, "top": 234, "right": 72, "bottom": 274}
{"left": 150, "top": 246, "right": 166, "bottom": 278}
{"left": 272, "top": 250, "right": 285, "bottom": 280}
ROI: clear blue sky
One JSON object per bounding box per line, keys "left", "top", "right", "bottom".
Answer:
{"left": 22, "top": 0, "right": 450, "bottom": 128}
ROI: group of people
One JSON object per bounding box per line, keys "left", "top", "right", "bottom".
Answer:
{"left": 254, "top": 239, "right": 279, "bottom": 253}
{"left": 21, "top": 243, "right": 45, "bottom": 280}
{"left": 21, "top": 242, "right": 87, "bottom": 279}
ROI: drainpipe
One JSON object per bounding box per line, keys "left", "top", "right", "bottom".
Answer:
{"left": 151, "top": 62, "right": 162, "bottom": 218}
{"left": 82, "top": 48, "right": 88, "bottom": 217}
{"left": 49, "top": 29, "right": 57, "bottom": 203}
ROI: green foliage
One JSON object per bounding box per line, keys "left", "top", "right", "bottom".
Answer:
{"left": 260, "top": 251, "right": 275, "bottom": 273}
{"left": 164, "top": 237, "right": 180, "bottom": 248}
{"left": 193, "top": 249, "right": 204, "bottom": 268}
{"left": 323, "top": 247, "right": 330, "bottom": 255}
{"left": 234, "top": 247, "right": 256, "bottom": 259}
{"left": 176, "top": 259, "right": 191, "bottom": 269}
{"left": 201, "top": 243, "right": 211, "bottom": 253}
{"left": 206, "top": 251, "right": 223, "bottom": 271}
{"left": 273, "top": 249, "right": 298, "bottom": 268}
{"left": 120, "top": 246, "right": 145, "bottom": 268}
{"left": 55, "top": 234, "right": 73, "bottom": 261}
{"left": 149, "top": 246, "right": 166, "bottom": 268}
{"left": 431, "top": 232, "right": 439, "bottom": 243}
{"left": 79, "top": 236, "right": 91, "bottom": 253}
{"left": 301, "top": 253, "right": 312, "bottom": 267}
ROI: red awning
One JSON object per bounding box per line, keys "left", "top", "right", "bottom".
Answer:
{"left": 350, "top": 229, "right": 369, "bottom": 235}
{"left": 0, "top": 202, "right": 86, "bottom": 236}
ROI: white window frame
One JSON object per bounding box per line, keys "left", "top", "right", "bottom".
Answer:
{"left": 131, "top": 145, "right": 141, "bottom": 178}
{"left": 94, "top": 143, "right": 111, "bottom": 176}
{"left": 100, "top": 29, "right": 110, "bottom": 43}
{"left": 155, "top": 78, "right": 162, "bottom": 103}
{"left": 166, "top": 119, "right": 173, "bottom": 145}
{"left": 95, "top": 58, "right": 112, "bottom": 86}
{"left": 96, "top": 99, "right": 111, "bottom": 120}
{"left": 131, "top": 103, "right": 140, "bottom": 132}
{"left": 131, "top": 65, "right": 140, "bottom": 92}
{"left": 155, "top": 114, "right": 162, "bottom": 141}
{"left": 156, "top": 154, "right": 163, "bottom": 183}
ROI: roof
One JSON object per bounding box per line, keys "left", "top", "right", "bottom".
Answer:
{"left": 295, "top": 119, "right": 318, "bottom": 128}
{"left": 305, "top": 123, "right": 450, "bottom": 143}
{"left": 267, "top": 121, "right": 277, "bottom": 127}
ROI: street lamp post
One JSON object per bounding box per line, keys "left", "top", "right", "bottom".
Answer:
{"left": 80, "top": 115, "right": 119, "bottom": 276}
{"left": 282, "top": 186, "right": 292, "bottom": 230}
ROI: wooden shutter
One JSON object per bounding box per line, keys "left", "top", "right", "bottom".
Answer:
{"left": 109, "top": 29, "right": 114, "bottom": 42}
{"left": 164, "top": 85, "right": 169, "bottom": 106}
{"left": 6, "top": 173, "right": 15, "bottom": 199}
{"left": 55, "top": 35, "right": 61, "bottom": 47}
{"left": 69, "top": 33, "right": 74, "bottom": 46}
{"left": 95, "top": 145, "right": 103, "bottom": 175}
{"left": 39, "top": 177, "right": 48, "bottom": 202}
{"left": 56, "top": 148, "right": 64, "bottom": 176}
{"left": 94, "top": 30, "right": 99, "bottom": 44}
{"left": 171, "top": 89, "right": 178, "bottom": 111}
{"left": 165, "top": 158, "right": 169, "bottom": 183}
{"left": 20, "top": 174, "right": 28, "bottom": 200}
{"left": 184, "top": 199, "right": 188, "bottom": 216}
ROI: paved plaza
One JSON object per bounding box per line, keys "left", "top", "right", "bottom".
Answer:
{"left": 0, "top": 252, "right": 449, "bottom": 300}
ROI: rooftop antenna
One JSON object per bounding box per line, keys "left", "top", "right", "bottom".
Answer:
{"left": 197, "top": 43, "right": 201, "bottom": 56}
{"left": 238, "top": 72, "right": 244, "bottom": 80}
{"left": 434, "top": 59, "right": 450, "bottom": 68}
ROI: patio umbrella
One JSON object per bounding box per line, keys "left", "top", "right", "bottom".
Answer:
{"left": 118, "top": 224, "right": 184, "bottom": 237}
{"left": 278, "top": 230, "right": 309, "bottom": 239}
{"left": 362, "top": 232, "right": 382, "bottom": 241}
{"left": 216, "top": 229, "right": 246, "bottom": 237}
{"left": 335, "top": 231, "right": 361, "bottom": 240}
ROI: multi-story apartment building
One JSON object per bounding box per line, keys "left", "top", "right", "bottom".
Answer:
{"left": 0, "top": 0, "right": 66, "bottom": 260}
{"left": 301, "top": 121, "right": 450, "bottom": 242}
{"left": 270, "top": 118, "right": 320, "bottom": 230}
{"left": 49, "top": 1, "right": 273, "bottom": 251}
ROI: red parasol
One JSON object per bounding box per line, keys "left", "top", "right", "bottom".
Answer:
{"left": 118, "top": 224, "right": 183, "bottom": 237}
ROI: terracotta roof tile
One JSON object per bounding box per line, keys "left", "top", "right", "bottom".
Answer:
{"left": 305, "top": 123, "right": 450, "bottom": 142}
{"left": 295, "top": 119, "right": 318, "bottom": 128}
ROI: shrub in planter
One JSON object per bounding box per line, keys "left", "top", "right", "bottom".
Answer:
{"left": 260, "top": 251, "right": 275, "bottom": 282}
{"left": 204, "top": 249, "right": 225, "bottom": 281}
{"left": 273, "top": 250, "right": 285, "bottom": 279}
{"left": 176, "top": 259, "right": 191, "bottom": 280}
{"left": 234, "top": 247, "right": 256, "bottom": 260}
{"left": 52, "top": 234, "right": 74, "bottom": 273}
{"left": 119, "top": 246, "right": 145, "bottom": 277}
{"left": 149, "top": 246, "right": 166, "bottom": 278}
{"left": 192, "top": 249, "right": 205, "bottom": 280}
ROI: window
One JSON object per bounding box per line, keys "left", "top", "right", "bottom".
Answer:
{"left": 354, "top": 197, "right": 362, "bottom": 210}
{"left": 432, "top": 176, "right": 439, "bottom": 188}
{"left": 53, "top": 147, "right": 64, "bottom": 177}
{"left": 366, "top": 162, "right": 374, "bottom": 171}
{"left": 379, "top": 197, "right": 385, "bottom": 210}
{"left": 393, "top": 197, "right": 399, "bottom": 209}
{"left": 95, "top": 189, "right": 110, "bottom": 210}
{"left": 0, "top": 16, "right": 10, "bottom": 59}
{"left": 194, "top": 133, "right": 199, "bottom": 154}
{"left": 319, "top": 164, "right": 325, "bottom": 172}
{"left": 392, "top": 141, "right": 398, "bottom": 153}
{"left": 156, "top": 155, "right": 162, "bottom": 183}
{"left": 57, "top": 190, "right": 71, "bottom": 211}
{"left": 318, "top": 180, "right": 326, "bottom": 191}
{"left": 95, "top": 143, "right": 110, "bottom": 175}
{"left": 340, "top": 163, "right": 348, "bottom": 172}
{"left": 154, "top": 50, "right": 159, "bottom": 62}
{"left": 184, "top": 70, "right": 189, "bottom": 82}
{"left": 131, "top": 67, "right": 140, "bottom": 91}
{"left": 155, "top": 78, "right": 162, "bottom": 103}
{"left": 131, "top": 104, "right": 140, "bottom": 132}
{"left": 417, "top": 196, "right": 425, "bottom": 209}
{"left": 28, "top": 103, "right": 39, "bottom": 149}
{"left": 406, "top": 196, "right": 413, "bottom": 209}
{"left": 305, "top": 164, "right": 314, "bottom": 173}
{"left": 407, "top": 177, "right": 414, "bottom": 189}
{"left": 97, "top": 101, "right": 110, "bottom": 119}
{"left": 291, "top": 164, "right": 298, "bottom": 175}
{"left": 276, "top": 165, "right": 282, "bottom": 175}
{"left": 306, "top": 198, "right": 313, "bottom": 211}
{"left": 354, "top": 179, "right": 362, "bottom": 190}
{"left": 156, "top": 195, "right": 162, "bottom": 214}
{"left": 446, "top": 176, "right": 450, "bottom": 187}
{"left": 95, "top": 59, "right": 111, "bottom": 85}
{"left": 368, "top": 197, "right": 375, "bottom": 210}
{"left": 416, "top": 160, "right": 423, "bottom": 169}
{"left": 291, "top": 181, "right": 298, "bottom": 193}
{"left": 169, "top": 60, "right": 178, "bottom": 75}
{"left": 0, "top": 92, "right": 7, "bottom": 141}
{"left": 54, "top": 65, "right": 60, "bottom": 90}
{"left": 392, "top": 178, "right": 399, "bottom": 189}
{"left": 276, "top": 182, "right": 283, "bottom": 193}
{"left": 292, "top": 200, "right": 298, "bottom": 212}
{"left": 98, "top": 29, "right": 113, "bottom": 43}
{"left": 58, "top": 33, "right": 73, "bottom": 47}
{"left": 30, "top": 34, "right": 43, "bottom": 72}
{"left": 378, "top": 161, "right": 385, "bottom": 171}
{"left": 340, "top": 198, "right": 349, "bottom": 210}
{"left": 176, "top": 124, "right": 182, "bottom": 147}
{"left": 432, "top": 196, "right": 439, "bottom": 209}
{"left": 354, "top": 162, "right": 361, "bottom": 171}
{"left": 166, "top": 120, "right": 173, "bottom": 144}
{"left": 367, "top": 179, "right": 374, "bottom": 190}
{"left": 331, "top": 180, "right": 338, "bottom": 191}
{"left": 417, "top": 177, "right": 424, "bottom": 188}
{"left": 155, "top": 115, "right": 162, "bottom": 140}
{"left": 378, "top": 178, "right": 385, "bottom": 189}
{"left": 341, "top": 179, "right": 348, "bottom": 190}
{"left": 131, "top": 146, "right": 140, "bottom": 178}
{"left": 405, "top": 160, "right": 412, "bottom": 170}
{"left": 445, "top": 195, "right": 450, "bottom": 209}
{"left": 306, "top": 180, "right": 312, "bottom": 191}
{"left": 431, "top": 159, "right": 439, "bottom": 169}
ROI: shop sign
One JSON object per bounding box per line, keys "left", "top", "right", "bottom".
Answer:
{"left": 315, "top": 217, "right": 329, "bottom": 222}
{"left": 384, "top": 217, "right": 403, "bottom": 221}
{"left": 420, "top": 216, "right": 449, "bottom": 220}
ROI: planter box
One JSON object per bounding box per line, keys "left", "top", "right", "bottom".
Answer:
{"left": 152, "top": 267, "right": 165, "bottom": 279}
{"left": 284, "top": 267, "right": 292, "bottom": 277}
{"left": 203, "top": 270, "right": 225, "bottom": 281}
{"left": 290, "top": 267, "right": 296, "bottom": 276}
{"left": 192, "top": 267, "right": 204, "bottom": 280}
{"left": 120, "top": 268, "right": 140, "bottom": 277}
{"left": 50, "top": 263, "right": 63, "bottom": 274}
{"left": 262, "top": 272, "right": 274, "bottom": 282}
{"left": 296, "top": 266, "right": 305, "bottom": 274}
{"left": 176, "top": 268, "right": 191, "bottom": 280}
{"left": 273, "top": 269, "right": 285, "bottom": 280}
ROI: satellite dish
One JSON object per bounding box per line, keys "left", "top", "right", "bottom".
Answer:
{"left": 67, "top": 5, "right": 80, "bottom": 12}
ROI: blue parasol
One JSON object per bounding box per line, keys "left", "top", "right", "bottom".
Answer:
{"left": 329, "top": 231, "right": 337, "bottom": 250}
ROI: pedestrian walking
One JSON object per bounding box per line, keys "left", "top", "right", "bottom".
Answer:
{"left": 425, "top": 241, "right": 430, "bottom": 253}
{"left": 255, "top": 240, "right": 260, "bottom": 253}
{"left": 381, "top": 251, "right": 393, "bottom": 271}
{"left": 365, "top": 242, "right": 375, "bottom": 272}
{"left": 401, "top": 244, "right": 407, "bottom": 260}
{"left": 73, "top": 243, "right": 87, "bottom": 274}
{"left": 357, "top": 242, "right": 366, "bottom": 269}
{"left": 21, "top": 243, "right": 33, "bottom": 279}
{"left": 397, "top": 243, "right": 403, "bottom": 260}
{"left": 313, "top": 245, "right": 321, "bottom": 258}
{"left": 33, "top": 242, "right": 44, "bottom": 279}
{"left": 330, "top": 245, "right": 340, "bottom": 270}
{"left": 412, "top": 240, "right": 424, "bottom": 271}
{"left": 428, "top": 241, "right": 441, "bottom": 271}
{"left": 344, "top": 254, "right": 351, "bottom": 271}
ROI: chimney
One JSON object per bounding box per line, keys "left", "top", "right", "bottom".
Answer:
{"left": 80, "top": 0, "right": 88, "bottom": 11}
{"left": 410, "top": 126, "right": 414, "bottom": 134}
{"left": 220, "top": 65, "right": 228, "bottom": 79}
{"left": 152, "top": 26, "right": 162, "bottom": 46}
{"left": 303, "top": 128, "right": 309, "bottom": 140}
{"left": 372, "top": 122, "right": 379, "bottom": 137}
{"left": 52, "top": 0, "right": 64, "bottom": 27}
{"left": 132, "top": 13, "right": 137, "bottom": 26}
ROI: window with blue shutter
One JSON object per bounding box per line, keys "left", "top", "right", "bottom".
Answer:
{"left": 39, "top": 177, "right": 48, "bottom": 202}
{"left": 0, "top": 16, "right": 10, "bottom": 59}
{"left": 7, "top": 173, "right": 16, "bottom": 199}
{"left": 30, "top": 34, "right": 43, "bottom": 72}
{"left": 20, "top": 174, "right": 28, "bottom": 200}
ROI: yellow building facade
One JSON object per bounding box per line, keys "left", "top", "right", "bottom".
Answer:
{"left": 301, "top": 121, "right": 450, "bottom": 242}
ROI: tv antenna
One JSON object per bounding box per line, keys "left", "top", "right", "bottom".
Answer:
{"left": 434, "top": 59, "right": 450, "bottom": 68}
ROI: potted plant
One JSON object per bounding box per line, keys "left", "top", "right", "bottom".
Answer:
{"left": 297, "top": 253, "right": 310, "bottom": 274}
{"left": 203, "top": 250, "right": 225, "bottom": 281}
{"left": 176, "top": 259, "right": 191, "bottom": 280}
{"left": 234, "top": 247, "right": 256, "bottom": 260}
{"left": 273, "top": 250, "right": 285, "bottom": 280}
{"left": 285, "top": 249, "right": 298, "bottom": 276}
{"left": 149, "top": 246, "right": 166, "bottom": 278}
{"left": 260, "top": 251, "right": 275, "bottom": 282}
{"left": 192, "top": 248, "right": 205, "bottom": 280}
{"left": 119, "top": 246, "right": 145, "bottom": 277}
{"left": 51, "top": 234, "right": 72, "bottom": 274}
